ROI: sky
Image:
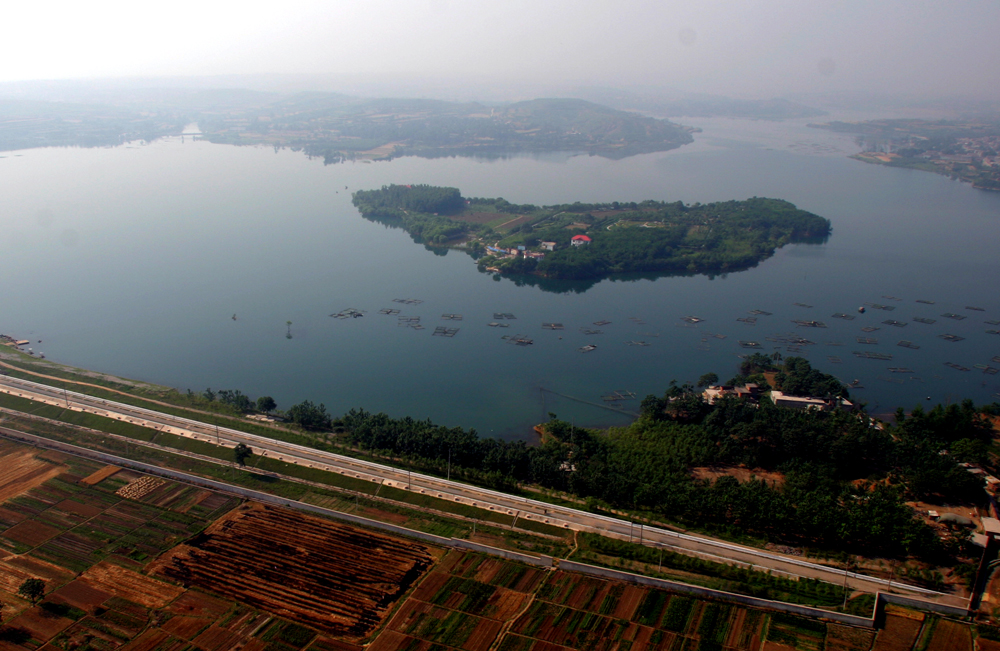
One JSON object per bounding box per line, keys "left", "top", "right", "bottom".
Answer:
{"left": 2, "top": 0, "right": 998, "bottom": 100}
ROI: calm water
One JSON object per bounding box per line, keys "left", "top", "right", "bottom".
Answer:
{"left": 2, "top": 118, "right": 1000, "bottom": 439}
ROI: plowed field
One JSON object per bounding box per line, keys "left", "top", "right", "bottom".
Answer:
{"left": 150, "top": 504, "right": 436, "bottom": 637}
{"left": 0, "top": 446, "right": 64, "bottom": 502}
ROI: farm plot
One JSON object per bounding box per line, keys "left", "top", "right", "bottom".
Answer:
{"left": 150, "top": 504, "right": 437, "bottom": 638}
{"left": 0, "top": 444, "right": 66, "bottom": 502}
{"left": 764, "top": 612, "right": 827, "bottom": 651}
{"left": 871, "top": 611, "right": 924, "bottom": 651}
{"left": 385, "top": 599, "right": 502, "bottom": 651}
{"left": 924, "top": 618, "right": 972, "bottom": 651}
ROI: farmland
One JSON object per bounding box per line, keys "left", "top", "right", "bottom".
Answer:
{"left": 0, "top": 437, "right": 983, "bottom": 651}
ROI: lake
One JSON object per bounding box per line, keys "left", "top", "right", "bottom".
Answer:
{"left": 2, "top": 116, "right": 999, "bottom": 440}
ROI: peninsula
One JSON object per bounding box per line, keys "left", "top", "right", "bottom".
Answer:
{"left": 809, "top": 118, "right": 1000, "bottom": 191}
{"left": 351, "top": 184, "right": 831, "bottom": 282}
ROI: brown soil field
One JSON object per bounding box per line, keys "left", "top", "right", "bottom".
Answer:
{"left": 48, "top": 579, "right": 113, "bottom": 612}
{"left": 192, "top": 624, "right": 243, "bottom": 651}
{"left": 691, "top": 466, "right": 786, "bottom": 486}
{"left": 308, "top": 636, "right": 365, "bottom": 651}
{"left": 925, "top": 618, "right": 972, "bottom": 651}
{"left": 613, "top": 584, "right": 646, "bottom": 620}
{"left": 387, "top": 599, "right": 500, "bottom": 651}
{"left": 367, "top": 630, "right": 428, "bottom": 651}
{"left": 118, "top": 628, "right": 172, "bottom": 651}
{"left": 824, "top": 623, "right": 876, "bottom": 651}
{"left": 81, "top": 561, "right": 183, "bottom": 608}
{"left": 0, "top": 448, "right": 64, "bottom": 503}
{"left": 872, "top": 614, "right": 923, "bottom": 651}
{"left": 763, "top": 642, "right": 797, "bottom": 651}
{"left": 166, "top": 590, "right": 231, "bottom": 619}
{"left": 3, "top": 519, "right": 62, "bottom": 546}
{"left": 0, "top": 506, "right": 28, "bottom": 526}
{"left": 150, "top": 504, "right": 436, "bottom": 638}
{"left": 0, "top": 556, "right": 74, "bottom": 594}
{"left": 161, "top": 614, "right": 212, "bottom": 640}
{"left": 53, "top": 497, "right": 103, "bottom": 518}
{"left": 9, "top": 606, "right": 75, "bottom": 642}
{"left": 79, "top": 464, "right": 121, "bottom": 486}
{"left": 976, "top": 639, "right": 1000, "bottom": 651}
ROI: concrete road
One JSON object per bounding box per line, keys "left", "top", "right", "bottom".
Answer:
{"left": 0, "top": 374, "right": 963, "bottom": 603}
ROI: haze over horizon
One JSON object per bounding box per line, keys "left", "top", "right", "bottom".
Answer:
{"left": 2, "top": 0, "right": 998, "bottom": 104}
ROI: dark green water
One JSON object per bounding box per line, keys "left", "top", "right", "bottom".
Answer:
{"left": 2, "top": 118, "right": 999, "bottom": 439}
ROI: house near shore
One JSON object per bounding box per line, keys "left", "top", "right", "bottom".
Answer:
{"left": 770, "top": 391, "right": 854, "bottom": 412}
{"left": 702, "top": 384, "right": 761, "bottom": 404}
{"left": 540, "top": 241, "right": 556, "bottom": 251}
{"left": 571, "top": 234, "right": 592, "bottom": 246}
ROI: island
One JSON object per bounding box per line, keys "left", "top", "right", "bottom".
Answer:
{"left": 351, "top": 184, "right": 831, "bottom": 282}
{"left": 809, "top": 118, "right": 1000, "bottom": 191}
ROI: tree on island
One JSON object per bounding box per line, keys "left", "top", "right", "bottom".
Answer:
{"left": 233, "top": 443, "right": 253, "bottom": 467}
{"left": 697, "top": 372, "right": 719, "bottom": 388}
{"left": 256, "top": 396, "right": 277, "bottom": 413}
{"left": 17, "top": 578, "right": 44, "bottom": 605}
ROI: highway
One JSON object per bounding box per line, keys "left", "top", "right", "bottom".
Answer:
{"left": 0, "top": 374, "right": 959, "bottom": 602}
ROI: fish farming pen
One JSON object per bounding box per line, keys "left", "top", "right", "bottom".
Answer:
{"left": 487, "top": 322, "right": 510, "bottom": 328}
{"left": 398, "top": 316, "right": 423, "bottom": 330}
{"left": 593, "top": 320, "right": 612, "bottom": 326}
{"left": 967, "top": 306, "right": 986, "bottom": 311}
{"left": 706, "top": 333, "right": 727, "bottom": 339}
{"left": 625, "top": 341, "right": 651, "bottom": 346}
{"left": 855, "top": 351, "right": 893, "bottom": 360}
{"left": 602, "top": 390, "right": 636, "bottom": 402}
{"left": 939, "top": 334, "right": 965, "bottom": 342}
{"left": 749, "top": 309, "right": 772, "bottom": 315}
{"left": 993, "top": 355, "right": 1000, "bottom": 364}
{"left": 898, "top": 340, "right": 920, "bottom": 349}
{"left": 578, "top": 344, "right": 598, "bottom": 353}
{"left": 330, "top": 308, "right": 366, "bottom": 319}
{"left": 828, "top": 356, "right": 842, "bottom": 363}
{"left": 628, "top": 316, "right": 646, "bottom": 325}
{"left": 636, "top": 331, "right": 660, "bottom": 337}
{"left": 986, "top": 319, "right": 1000, "bottom": 326}
{"left": 736, "top": 317, "right": 757, "bottom": 325}
{"left": 441, "top": 314, "right": 463, "bottom": 321}
{"left": 492, "top": 312, "right": 516, "bottom": 320}
{"left": 767, "top": 334, "right": 815, "bottom": 345}
{"left": 945, "top": 362, "right": 971, "bottom": 372}
{"left": 793, "top": 320, "right": 822, "bottom": 330}
{"left": 883, "top": 320, "right": 907, "bottom": 327}
{"left": 540, "top": 387, "right": 640, "bottom": 417}
{"left": 681, "top": 316, "right": 704, "bottom": 324}
{"left": 985, "top": 367, "right": 999, "bottom": 375}
{"left": 888, "top": 367, "right": 915, "bottom": 373}
{"left": 825, "top": 341, "right": 844, "bottom": 346}
{"left": 502, "top": 334, "right": 533, "bottom": 346}
{"left": 432, "top": 327, "right": 460, "bottom": 337}
{"left": 542, "top": 323, "right": 565, "bottom": 330}
{"left": 832, "top": 313, "right": 855, "bottom": 320}
{"left": 580, "top": 328, "right": 604, "bottom": 335}
{"left": 913, "top": 317, "right": 935, "bottom": 324}
{"left": 378, "top": 308, "right": 400, "bottom": 315}
{"left": 393, "top": 298, "right": 423, "bottom": 305}
{"left": 988, "top": 330, "right": 1000, "bottom": 335}
{"left": 942, "top": 313, "right": 966, "bottom": 320}
{"left": 857, "top": 337, "right": 879, "bottom": 345}
{"left": 739, "top": 340, "right": 762, "bottom": 348}
{"left": 864, "top": 303, "right": 895, "bottom": 311}
{"left": 882, "top": 295, "right": 902, "bottom": 301}
{"left": 792, "top": 302, "right": 813, "bottom": 308}
{"left": 917, "top": 299, "right": 935, "bottom": 304}
{"left": 861, "top": 326, "right": 880, "bottom": 333}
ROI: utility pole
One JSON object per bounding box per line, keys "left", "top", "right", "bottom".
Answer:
{"left": 447, "top": 448, "right": 451, "bottom": 481}
{"left": 216, "top": 424, "right": 220, "bottom": 446}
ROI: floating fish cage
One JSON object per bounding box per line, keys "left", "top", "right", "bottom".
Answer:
{"left": 897, "top": 341, "right": 920, "bottom": 349}
{"left": 331, "top": 308, "right": 366, "bottom": 319}
{"left": 793, "top": 302, "right": 813, "bottom": 308}
{"left": 593, "top": 320, "right": 612, "bottom": 326}
{"left": 736, "top": 317, "right": 757, "bottom": 325}
{"left": 625, "top": 341, "right": 650, "bottom": 347}
{"left": 739, "top": 341, "right": 762, "bottom": 349}
{"left": 860, "top": 326, "right": 880, "bottom": 333}
{"left": 433, "top": 327, "right": 460, "bottom": 337}
{"left": 487, "top": 322, "right": 510, "bottom": 328}
{"left": 580, "top": 328, "right": 603, "bottom": 335}
{"left": 493, "top": 312, "right": 516, "bottom": 320}
{"left": 941, "top": 313, "right": 966, "bottom": 320}
{"left": 832, "top": 313, "right": 855, "bottom": 320}
{"left": 749, "top": 310, "right": 773, "bottom": 316}
{"left": 441, "top": 314, "right": 463, "bottom": 321}
{"left": 916, "top": 299, "right": 935, "bottom": 305}
{"left": 681, "top": 316, "right": 704, "bottom": 324}
{"left": 966, "top": 306, "right": 985, "bottom": 312}
{"left": 945, "top": 362, "right": 970, "bottom": 371}
{"left": 578, "top": 344, "right": 597, "bottom": 353}
{"left": 393, "top": 298, "right": 423, "bottom": 305}
{"left": 542, "top": 323, "right": 565, "bottom": 330}
{"left": 854, "top": 351, "right": 893, "bottom": 360}
{"left": 378, "top": 308, "right": 401, "bottom": 315}
{"left": 792, "top": 320, "right": 827, "bottom": 328}
{"left": 865, "top": 303, "right": 895, "bottom": 311}
{"left": 913, "top": 317, "right": 935, "bottom": 325}
{"left": 888, "top": 367, "right": 915, "bottom": 373}
{"left": 856, "top": 337, "right": 879, "bottom": 345}
{"left": 939, "top": 334, "right": 965, "bottom": 342}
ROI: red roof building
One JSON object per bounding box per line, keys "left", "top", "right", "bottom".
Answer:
{"left": 571, "top": 234, "right": 592, "bottom": 246}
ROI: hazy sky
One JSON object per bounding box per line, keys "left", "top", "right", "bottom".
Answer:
{"left": 3, "top": 0, "right": 998, "bottom": 100}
